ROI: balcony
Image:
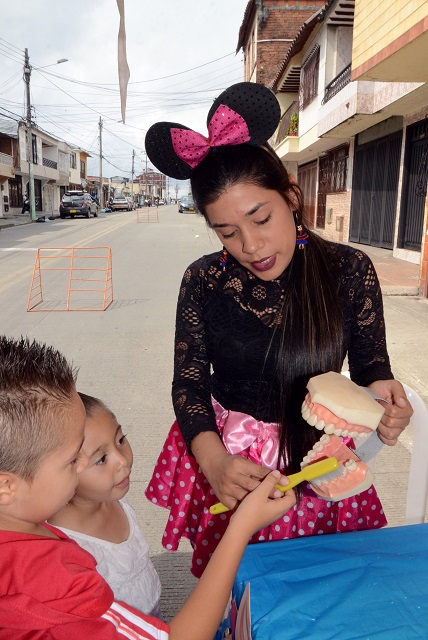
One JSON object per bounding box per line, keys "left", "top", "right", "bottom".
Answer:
{"left": 322, "top": 64, "right": 351, "bottom": 105}
{"left": 275, "top": 102, "right": 299, "bottom": 145}
{"left": 0, "top": 152, "right": 13, "bottom": 166}
{"left": 43, "top": 157, "right": 58, "bottom": 170}
{"left": 0, "top": 152, "right": 15, "bottom": 179}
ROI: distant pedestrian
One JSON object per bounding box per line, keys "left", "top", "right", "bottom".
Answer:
{"left": 21, "top": 196, "right": 30, "bottom": 214}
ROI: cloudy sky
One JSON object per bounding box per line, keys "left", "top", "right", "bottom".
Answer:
{"left": 0, "top": 0, "right": 248, "bottom": 196}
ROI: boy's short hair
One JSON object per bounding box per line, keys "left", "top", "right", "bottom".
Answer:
{"left": 0, "top": 336, "right": 77, "bottom": 481}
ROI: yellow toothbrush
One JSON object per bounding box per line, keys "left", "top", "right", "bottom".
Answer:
{"left": 209, "top": 457, "right": 339, "bottom": 515}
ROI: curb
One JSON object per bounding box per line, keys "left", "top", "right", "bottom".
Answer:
{"left": 382, "top": 286, "right": 420, "bottom": 296}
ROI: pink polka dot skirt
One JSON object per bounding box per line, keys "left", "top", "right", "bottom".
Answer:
{"left": 145, "top": 421, "right": 387, "bottom": 578}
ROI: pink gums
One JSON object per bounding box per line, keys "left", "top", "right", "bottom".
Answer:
{"left": 304, "top": 393, "right": 373, "bottom": 435}
{"left": 304, "top": 434, "right": 372, "bottom": 500}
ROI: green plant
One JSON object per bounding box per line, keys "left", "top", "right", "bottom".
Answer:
{"left": 288, "top": 112, "right": 299, "bottom": 136}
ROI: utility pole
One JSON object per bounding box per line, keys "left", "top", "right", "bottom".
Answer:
{"left": 24, "top": 48, "right": 36, "bottom": 221}
{"left": 131, "top": 149, "right": 135, "bottom": 205}
{"left": 99, "top": 117, "right": 103, "bottom": 207}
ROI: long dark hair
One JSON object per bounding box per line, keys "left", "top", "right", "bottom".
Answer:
{"left": 191, "top": 144, "right": 344, "bottom": 474}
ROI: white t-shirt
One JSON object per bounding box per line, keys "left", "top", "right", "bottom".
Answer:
{"left": 55, "top": 498, "right": 161, "bottom": 617}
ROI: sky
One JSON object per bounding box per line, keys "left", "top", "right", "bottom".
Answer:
{"left": 0, "top": 0, "right": 248, "bottom": 197}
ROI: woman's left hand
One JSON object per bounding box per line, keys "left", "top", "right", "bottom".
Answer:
{"left": 367, "top": 379, "right": 413, "bottom": 446}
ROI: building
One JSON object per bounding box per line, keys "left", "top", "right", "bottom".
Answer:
{"left": 0, "top": 118, "right": 91, "bottom": 216}
{"left": 241, "top": 0, "right": 428, "bottom": 296}
{"left": 137, "top": 169, "right": 166, "bottom": 201}
{"left": 237, "top": 0, "right": 327, "bottom": 85}
{"left": 351, "top": 0, "right": 428, "bottom": 295}
{"left": 0, "top": 119, "right": 18, "bottom": 217}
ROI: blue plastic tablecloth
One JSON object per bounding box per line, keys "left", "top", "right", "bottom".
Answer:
{"left": 233, "top": 524, "right": 428, "bottom": 639}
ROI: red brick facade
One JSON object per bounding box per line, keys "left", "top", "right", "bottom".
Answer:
{"left": 239, "top": 1, "right": 326, "bottom": 86}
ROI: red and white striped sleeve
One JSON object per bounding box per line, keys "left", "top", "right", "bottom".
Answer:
{"left": 102, "top": 601, "right": 170, "bottom": 640}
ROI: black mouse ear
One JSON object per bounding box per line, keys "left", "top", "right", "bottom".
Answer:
{"left": 207, "top": 82, "right": 280, "bottom": 146}
{"left": 145, "top": 122, "right": 194, "bottom": 180}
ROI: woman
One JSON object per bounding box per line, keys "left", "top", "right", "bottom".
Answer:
{"left": 144, "top": 82, "right": 412, "bottom": 577}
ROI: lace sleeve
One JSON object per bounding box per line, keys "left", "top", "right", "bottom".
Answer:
{"left": 172, "top": 261, "right": 220, "bottom": 452}
{"left": 345, "top": 249, "right": 394, "bottom": 387}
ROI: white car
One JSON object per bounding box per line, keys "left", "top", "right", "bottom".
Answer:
{"left": 110, "top": 197, "right": 130, "bottom": 211}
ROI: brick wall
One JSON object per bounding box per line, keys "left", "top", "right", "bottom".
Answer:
{"left": 317, "top": 191, "right": 351, "bottom": 244}
{"left": 248, "top": 1, "right": 326, "bottom": 86}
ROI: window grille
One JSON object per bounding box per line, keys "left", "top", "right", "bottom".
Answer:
{"left": 299, "top": 45, "right": 320, "bottom": 110}
{"left": 319, "top": 145, "right": 349, "bottom": 194}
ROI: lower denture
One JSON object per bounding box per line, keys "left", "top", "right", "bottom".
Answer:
{"left": 302, "top": 434, "right": 373, "bottom": 501}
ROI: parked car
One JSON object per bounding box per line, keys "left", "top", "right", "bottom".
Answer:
{"left": 110, "top": 197, "right": 131, "bottom": 211}
{"left": 60, "top": 191, "right": 98, "bottom": 219}
{"left": 158, "top": 199, "right": 165, "bottom": 206}
{"left": 178, "top": 196, "right": 197, "bottom": 213}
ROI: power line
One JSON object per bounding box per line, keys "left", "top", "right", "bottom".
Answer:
{"left": 37, "top": 51, "right": 236, "bottom": 89}
{"left": 0, "top": 36, "right": 24, "bottom": 53}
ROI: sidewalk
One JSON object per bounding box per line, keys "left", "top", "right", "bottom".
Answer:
{"left": 0, "top": 212, "right": 421, "bottom": 296}
{"left": 0, "top": 211, "right": 57, "bottom": 229}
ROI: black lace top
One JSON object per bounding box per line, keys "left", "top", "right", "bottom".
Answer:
{"left": 172, "top": 242, "right": 393, "bottom": 450}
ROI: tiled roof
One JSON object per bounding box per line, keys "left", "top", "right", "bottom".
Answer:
{"left": 270, "top": 8, "right": 324, "bottom": 91}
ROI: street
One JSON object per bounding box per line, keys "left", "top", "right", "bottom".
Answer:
{"left": 0, "top": 204, "right": 427, "bottom": 620}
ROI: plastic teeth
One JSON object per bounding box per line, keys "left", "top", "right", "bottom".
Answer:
{"left": 310, "top": 460, "right": 357, "bottom": 487}
{"left": 301, "top": 400, "right": 365, "bottom": 439}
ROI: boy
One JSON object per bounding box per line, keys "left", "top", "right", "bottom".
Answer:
{"left": 0, "top": 336, "right": 295, "bottom": 640}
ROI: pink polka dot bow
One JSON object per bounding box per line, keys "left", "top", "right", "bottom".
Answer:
{"left": 170, "top": 104, "right": 251, "bottom": 169}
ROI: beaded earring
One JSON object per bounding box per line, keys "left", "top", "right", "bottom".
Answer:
{"left": 293, "top": 211, "right": 309, "bottom": 250}
{"left": 219, "top": 248, "right": 228, "bottom": 271}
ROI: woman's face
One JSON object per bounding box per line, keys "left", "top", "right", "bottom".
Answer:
{"left": 205, "top": 183, "right": 297, "bottom": 281}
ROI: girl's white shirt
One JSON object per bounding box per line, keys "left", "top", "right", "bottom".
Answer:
{"left": 55, "top": 498, "right": 161, "bottom": 617}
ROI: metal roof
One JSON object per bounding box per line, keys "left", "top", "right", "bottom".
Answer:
{"left": 0, "top": 117, "right": 19, "bottom": 138}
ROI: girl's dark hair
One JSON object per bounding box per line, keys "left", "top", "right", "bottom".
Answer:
{"left": 191, "top": 144, "right": 344, "bottom": 474}
{"left": 78, "top": 392, "right": 109, "bottom": 418}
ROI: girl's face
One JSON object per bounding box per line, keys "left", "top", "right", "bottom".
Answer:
{"left": 74, "top": 406, "right": 133, "bottom": 504}
{"left": 205, "top": 183, "right": 297, "bottom": 281}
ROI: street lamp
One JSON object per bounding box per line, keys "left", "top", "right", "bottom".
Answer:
{"left": 23, "top": 50, "right": 68, "bottom": 221}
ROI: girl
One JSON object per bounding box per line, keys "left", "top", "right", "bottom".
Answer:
{"left": 143, "top": 82, "right": 413, "bottom": 578}
{"left": 50, "top": 392, "right": 162, "bottom": 617}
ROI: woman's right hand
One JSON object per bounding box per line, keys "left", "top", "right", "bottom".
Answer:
{"left": 191, "top": 431, "right": 281, "bottom": 510}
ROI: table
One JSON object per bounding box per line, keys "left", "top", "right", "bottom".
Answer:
{"left": 231, "top": 524, "right": 428, "bottom": 639}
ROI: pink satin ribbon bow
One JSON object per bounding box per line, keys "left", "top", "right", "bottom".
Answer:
{"left": 170, "top": 104, "right": 250, "bottom": 169}
{"left": 212, "top": 398, "right": 280, "bottom": 470}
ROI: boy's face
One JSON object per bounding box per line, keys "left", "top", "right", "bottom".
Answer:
{"left": 74, "top": 407, "right": 133, "bottom": 504}
{"left": 15, "top": 391, "right": 87, "bottom": 524}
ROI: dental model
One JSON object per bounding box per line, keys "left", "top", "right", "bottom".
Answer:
{"left": 302, "top": 371, "right": 385, "bottom": 439}
{"left": 301, "top": 372, "right": 385, "bottom": 501}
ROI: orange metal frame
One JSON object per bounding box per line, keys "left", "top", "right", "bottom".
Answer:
{"left": 136, "top": 207, "right": 159, "bottom": 223}
{"left": 27, "top": 246, "right": 113, "bottom": 312}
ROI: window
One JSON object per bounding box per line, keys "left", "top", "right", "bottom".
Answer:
{"left": 80, "top": 159, "right": 85, "bottom": 178}
{"left": 31, "top": 134, "right": 38, "bottom": 164}
{"left": 299, "top": 45, "right": 320, "bottom": 110}
{"left": 70, "top": 152, "right": 77, "bottom": 169}
{"left": 319, "top": 145, "right": 349, "bottom": 194}
{"left": 8, "top": 175, "right": 23, "bottom": 208}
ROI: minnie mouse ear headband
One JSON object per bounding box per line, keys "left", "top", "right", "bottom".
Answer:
{"left": 144, "top": 82, "right": 281, "bottom": 180}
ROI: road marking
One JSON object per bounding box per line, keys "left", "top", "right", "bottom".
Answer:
{"left": 0, "top": 215, "right": 134, "bottom": 295}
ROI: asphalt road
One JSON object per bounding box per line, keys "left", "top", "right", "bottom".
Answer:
{"left": 0, "top": 204, "right": 427, "bottom": 621}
